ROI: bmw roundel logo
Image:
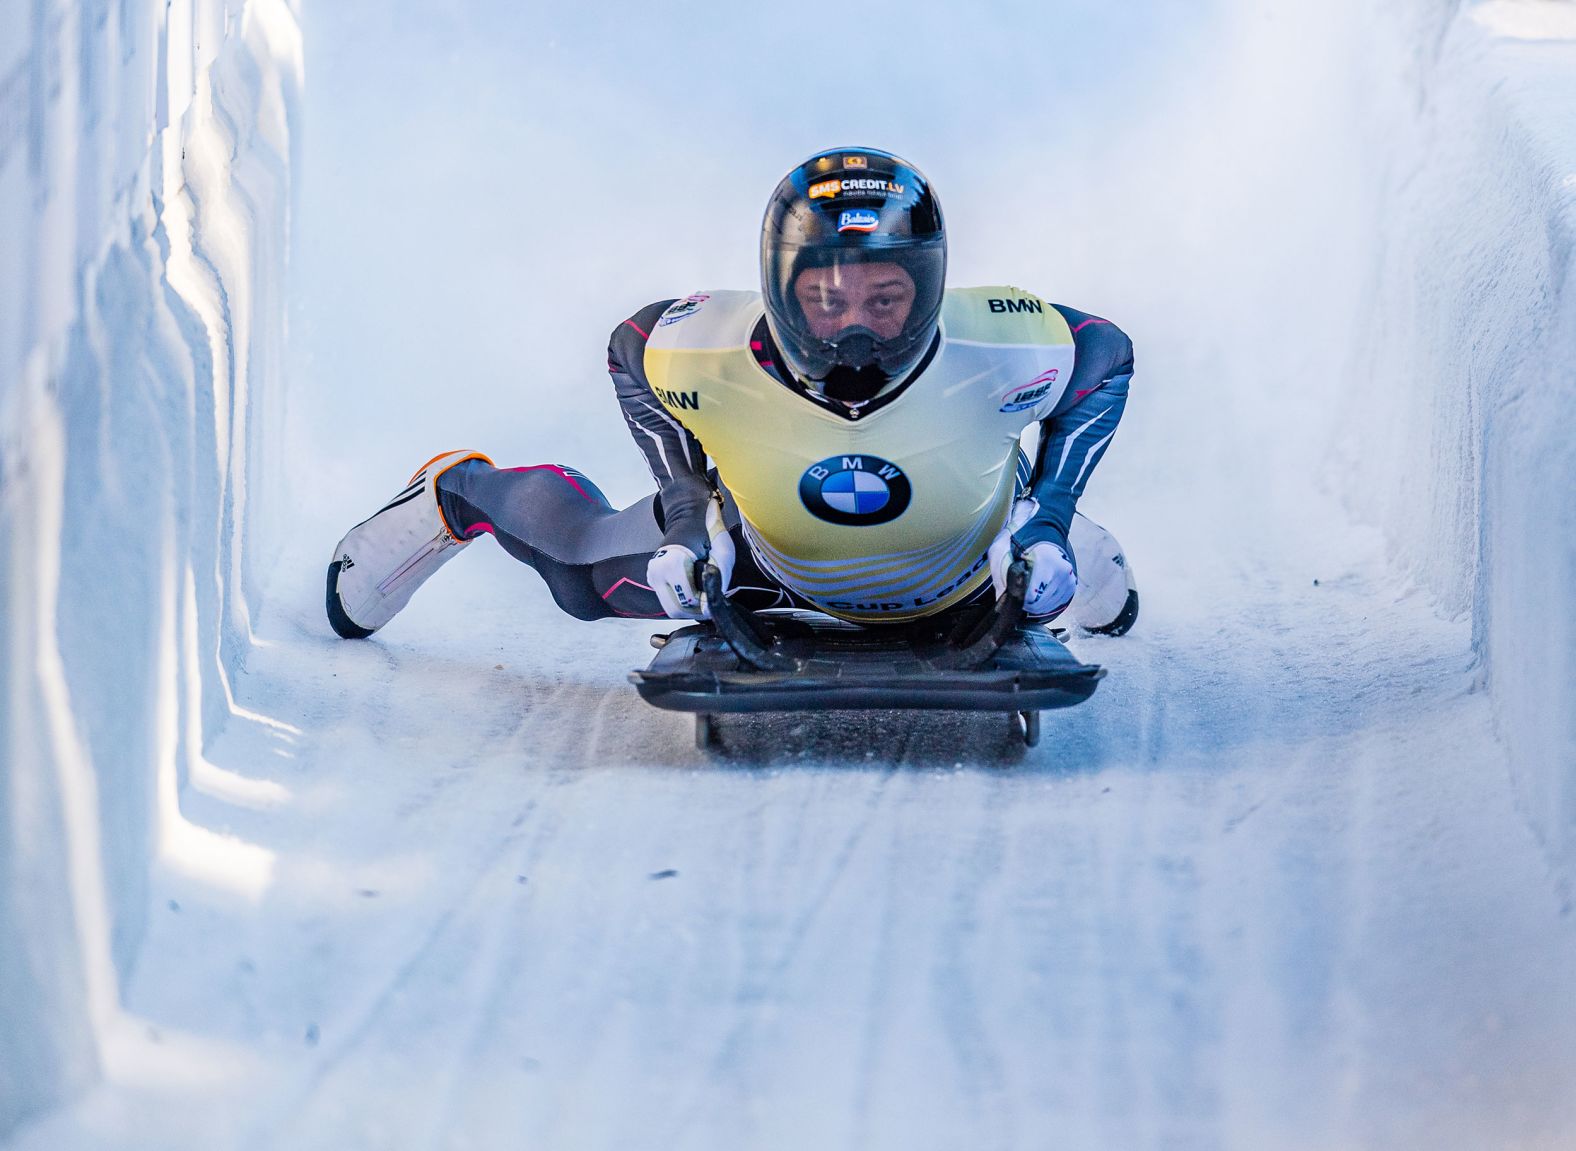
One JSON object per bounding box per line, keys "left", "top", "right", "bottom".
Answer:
{"left": 799, "top": 455, "right": 912, "bottom": 526}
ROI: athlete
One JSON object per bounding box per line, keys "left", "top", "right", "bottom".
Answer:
{"left": 325, "top": 147, "right": 1138, "bottom": 640}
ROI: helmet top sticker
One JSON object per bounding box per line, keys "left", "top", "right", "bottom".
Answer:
{"left": 808, "top": 178, "right": 907, "bottom": 200}
{"left": 837, "top": 209, "right": 880, "bottom": 234}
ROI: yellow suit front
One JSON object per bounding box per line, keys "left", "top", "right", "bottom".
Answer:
{"left": 643, "top": 287, "right": 1076, "bottom": 622}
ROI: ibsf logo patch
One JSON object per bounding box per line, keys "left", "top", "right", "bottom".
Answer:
{"left": 799, "top": 455, "right": 912, "bottom": 526}
{"left": 657, "top": 293, "right": 710, "bottom": 327}
{"left": 837, "top": 209, "right": 880, "bottom": 234}
{"left": 998, "top": 368, "right": 1060, "bottom": 413}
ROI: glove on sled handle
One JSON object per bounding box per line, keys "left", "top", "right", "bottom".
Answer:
{"left": 701, "top": 562, "right": 801, "bottom": 672}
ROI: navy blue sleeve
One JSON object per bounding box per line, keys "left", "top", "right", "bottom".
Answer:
{"left": 607, "top": 301, "right": 715, "bottom": 556}
{"left": 1017, "top": 306, "right": 1134, "bottom": 565}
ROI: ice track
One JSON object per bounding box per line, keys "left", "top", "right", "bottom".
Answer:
{"left": 17, "top": 470, "right": 1576, "bottom": 1150}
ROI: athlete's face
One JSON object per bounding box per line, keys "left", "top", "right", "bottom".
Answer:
{"left": 793, "top": 261, "right": 916, "bottom": 341}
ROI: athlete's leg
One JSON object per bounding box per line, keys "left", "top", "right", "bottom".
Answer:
{"left": 326, "top": 450, "right": 670, "bottom": 635}
{"left": 435, "top": 459, "right": 669, "bottom": 621}
{"left": 327, "top": 452, "right": 797, "bottom": 637}
{"left": 438, "top": 459, "right": 790, "bottom": 621}
{"left": 1065, "top": 512, "right": 1140, "bottom": 635}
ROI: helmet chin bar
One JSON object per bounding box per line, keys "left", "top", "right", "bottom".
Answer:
{"left": 819, "top": 362, "right": 891, "bottom": 404}
{"left": 814, "top": 327, "right": 891, "bottom": 404}
{"left": 827, "top": 326, "right": 881, "bottom": 365}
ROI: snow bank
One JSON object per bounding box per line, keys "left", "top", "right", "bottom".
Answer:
{"left": 0, "top": 1, "right": 300, "bottom": 1134}
{"left": 1341, "top": 1, "right": 1576, "bottom": 876}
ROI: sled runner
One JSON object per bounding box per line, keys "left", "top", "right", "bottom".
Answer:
{"left": 630, "top": 560, "right": 1105, "bottom": 749}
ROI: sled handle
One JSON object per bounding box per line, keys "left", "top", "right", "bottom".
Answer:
{"left": 700, "top": 562, "right": 801, "bottom": 672}
{"left": 931, "top": 557, "right": 1030, "bottom": 670}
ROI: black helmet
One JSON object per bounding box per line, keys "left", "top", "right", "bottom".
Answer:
{"left": 761, "top": 147, "right": 946, "bottom": 404}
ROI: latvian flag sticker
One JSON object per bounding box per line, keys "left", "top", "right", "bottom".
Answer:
{"left": 837, "top": 209, "right": 880, "bottom": 233}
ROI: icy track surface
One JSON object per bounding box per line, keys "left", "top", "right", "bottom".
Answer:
{"left": 20, "top": 485, "right": 1576, "bottom": 1151}
{"left": 14, "top": 3, "right": 1576, "bottom": 1149}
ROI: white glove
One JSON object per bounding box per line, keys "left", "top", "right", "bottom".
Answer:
{"left": 647, "top": 495, "right": 735, "bottom": 620}
{"left": 987, "top": 497, "right": 1078, "bottom": 620}
{"left": 648, "top": 545, "right": 705, "bottom": 619}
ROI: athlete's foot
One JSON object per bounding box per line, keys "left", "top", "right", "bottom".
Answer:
{"left": 1066, "top": 513, "right": 1140, "bottom": 637}
{"left": 1079, "top": 585, "right": 1140, "bottom": 636}
{"left": 325, "top": 450, "right": 492, "bottom": 638}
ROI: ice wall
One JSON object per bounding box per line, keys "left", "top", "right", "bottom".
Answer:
{"left": 0, "top": 0, "right": 300, "bottom": 1134}
{"left": 1342, "top": 1, "right": 1576, "bottom": 878}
